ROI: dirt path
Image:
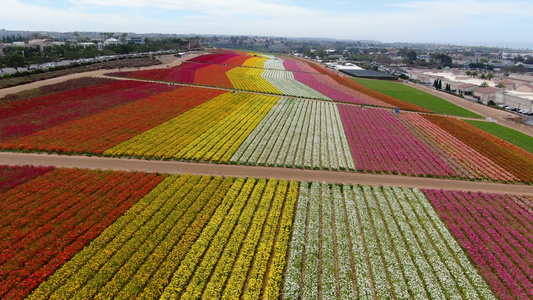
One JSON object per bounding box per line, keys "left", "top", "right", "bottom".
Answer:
{"left": 0, "top": 53, "right": 203, "bottom": 98}
{"left": 403, "top": 82, "right": 533, "bottom": 136}
{"left": 2, "top": 152, "right": 532, "bottom": 195}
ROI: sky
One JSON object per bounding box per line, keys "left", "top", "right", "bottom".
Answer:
{"left": 2, "top": 0, "right": 533, "bottom": 49}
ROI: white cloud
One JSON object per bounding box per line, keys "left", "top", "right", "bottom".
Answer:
{"left": 392, "top": 0, "right": 533, "bottom": 18}
{"left": 71, "top": 0, "right": 318, "bottom": 17}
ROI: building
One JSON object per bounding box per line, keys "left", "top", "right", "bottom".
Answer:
{"left": 128, "top": 37, "right": 145, "bottom": 44}
{"left": 516, "top": 83, "right": 533, "bottom": 93}
{"left": 473, "top": 87, "right": 500, "bottom": 104}
{"left": 496, "top": 91, "right": 533, "bottom": 111}
{"left": 104, "top": 38, "right": 120, "bottom": 46}
{"left": 457, "top": 83, "right": 478, "bottom": 95}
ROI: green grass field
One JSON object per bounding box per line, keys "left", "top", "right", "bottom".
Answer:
{"left": 353, "top": 78, "right": 482, "bottom": 118}
{"left": 464, "top": 120, "right": 533, "bottom": 154}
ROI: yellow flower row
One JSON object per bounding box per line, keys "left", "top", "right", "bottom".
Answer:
{"left": 227, "top": 67, "right": 282, "bottom": 95}
{"left": 242, "top": 56, "right": 267, "bottom": 68}
{"left": 160, "top": 178, "right": 252, "bottom": 299}
{"left": 182, "top": 179, "right": 269, "bottom": 299}
{"left": 262, "top": 180, "right": 299, "bottom": 299}
{"left": 219, "top": 179, "right": 280, "bottom": 299}
{"left": 175, "top": 94, "right": 279, "bottom": 162}
{"left": 239, "top": 179, "right": 290, "bottom": 299}
{"left": 103, "top": 92, "right": 253, "bottom": 159}
{"left": 120, "top": 176, "right": 234, "bottom": 300}
{"left": 27, "top": 174, "right": 194, "bottom": 299}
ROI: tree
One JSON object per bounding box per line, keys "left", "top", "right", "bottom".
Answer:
{"left": 315, "top": 47, "right": 326, "bottom": 59}
{"left": 406, "top": 50, "right": 417, "bottom": 64}
{"left": 513, "top": 55, "right": 524, "bottom": 63}
{"left": 120, "top": 33, "right": 128, "bottom": 43}
{"left": 6, "top": 53, "right": 27, "bottom": 72}
{"left": 438, "top": 79, "right": 442, "bottom": 90}
{"left": 304, "top": 46, "right": 312, "bottom": 57}
{"left": 486, "top": 72, "right": 494, "bottom": 80}
{"left": 496, "top": 83, "right": 506, "bottom": 89}
{"left": 480, "top": 81, "right": 489, "bottom": 87}
{"left": 525, "top": 56, "right": 533, "bottom": 64}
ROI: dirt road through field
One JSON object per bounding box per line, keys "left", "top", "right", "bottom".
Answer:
{"left": 2, "top": 152, "right": 532, "bottom": 195}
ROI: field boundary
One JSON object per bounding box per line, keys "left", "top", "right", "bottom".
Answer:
{"left": 1, "top": 151, "right": 532, "bottom": 195}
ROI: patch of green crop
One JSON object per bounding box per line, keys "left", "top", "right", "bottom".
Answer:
{"left": 354, "top": 78, "right": 482, "bottom": 118}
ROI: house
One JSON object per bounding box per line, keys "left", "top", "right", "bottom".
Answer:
{"left": 457, "top": 83, "right": 478, "bottom": 95}
{"left": 516, "top": 83, "right": 533, "bottom": 93}
{"left": 104, "top": 38, "right": 120, "bottom": 46}
{"left": 495, "top": 79, "right": 516, "bottom": 90}
{"left": 473, "top": 87, "right": 500, "bottom": 104}
{"left": 128, "top": 37, "right": 145, "bottom": 44}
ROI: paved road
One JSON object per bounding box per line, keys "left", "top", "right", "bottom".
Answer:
{"left": 2, "top": 152, "right": 532, "bottom": 196}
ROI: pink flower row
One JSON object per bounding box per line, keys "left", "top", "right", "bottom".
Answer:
{"left": 424, "top": 189, "right": 533, "bottom": 300}
{"left": 339, "top": 105, "right": 455, "bottom": 177}
{"left": 295, "top": 73, "right": 366, "bottom": 105}
{"left": 398, "top": 113, "right": 518, "bottom": 182}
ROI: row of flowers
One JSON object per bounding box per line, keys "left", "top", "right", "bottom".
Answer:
{"left": 339, "top": 105, "right": 455, "bottom": 177}
{"left": 103, "top": 92, "right": 251, "bottom": 159}
{"left": 0, "top": 80, "right": 175, "bottom": 142}
{"left": 283, "top": 183, "right": 495, "bottom": 299}
{"left": 399, "top": 113, "right": 518, "bottom": 181}
{"left": 423, "top": 115, "right": 533, "bottom": 182}
{"left": 424, "top": 189, "right": 533, "bottom": 300}
{"left": 0, "top": 169, "right": 165, "bottom": 300}
{"left": 174, "top": 94, "right": 279, "bottom": 163}
{"left": 0, "top": 165, "right": 54, "bottom": 193}
{"left": 1, "top": 87, "right": 224, "bottom": 155}
{"left": 230, "top": 98, "right": 355, "bottom": 171}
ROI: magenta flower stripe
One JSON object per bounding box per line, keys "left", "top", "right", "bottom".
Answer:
{"left": 423, "top": 189, "right": 533, "bottom": 300}
{"left": 338, "top": 105, "right": 455, "bottom": 177}
{"left": 294, "top": 72, "right": 367, "bottom": 105}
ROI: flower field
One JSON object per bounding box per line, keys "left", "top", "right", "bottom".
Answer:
{"left": 1, "top": 165, "right": 532, "bottom": 299}
{"left": 1, "top": 76, "right": 533, "bottom": 183}
{"left": 231, "top": 98, "right": 355, "bottom": 171}
{"left": 0, "top": 80, "right": 178, "bottom": 142}
{"left": 0, "top": 165, "right": 54, "bottom": 193}
{"left": 424, "top": 189, "right": 533, "bottom": 300}
{"left": 107, "top": 51, "right": 434, "bottom": 111}
{"left": 1, "top": 86, "right": 225, "bottom": 154}
{"left": 0, "top": 168, "right": 165, "bottom": 299}
{"left": 284, "top": 182, "right": 496, "bottom": 299}
{"left": 104, "top": 92, "right": 276, "bottom": 160}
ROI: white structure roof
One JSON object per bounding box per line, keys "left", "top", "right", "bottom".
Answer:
{"left": 423, "top": 71, "right": 496, "bottom": 87}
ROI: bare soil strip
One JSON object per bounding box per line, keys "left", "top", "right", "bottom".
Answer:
{"left": 1, "top": 152, "right": 532, "bottom": 195}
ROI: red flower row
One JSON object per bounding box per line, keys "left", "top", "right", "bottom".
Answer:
{"left": 0, "top": 168, "right": 166, "bottom": 300}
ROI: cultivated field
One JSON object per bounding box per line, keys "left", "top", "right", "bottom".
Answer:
{"left": 1, "top": 50, "right": 533, "bottom": 300}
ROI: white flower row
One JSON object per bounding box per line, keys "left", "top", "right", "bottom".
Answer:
{"left": 263, "top": 58, "right": 286, "bottom": 71}
{"left": 331, "top": 185, "right": 357, "bottom": 299}
{"left": 362, "top": 186, "right": 411, "bottom": 298}
{"left": 320, "top": 183, "right": 337, "bottom": 299}
{"left": 343, "top": 186, "right": 374, "bottom": 299}
{"left": 282, "top": 183, "right": 310, "bottom": 299}
{"left": 231, "top": 99, "right": 354, "bottom": 171}
{"left": 262, "top": 75, "right": 331, "bottom": 100}
{"left": 374, "top": 186, "right": 429, "bottom": 298}
{"left": 351, "top": 187, "right": 393, "bottom": 299}
{"left": 301, "top": 182, "right": 321, "bottom": 299}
